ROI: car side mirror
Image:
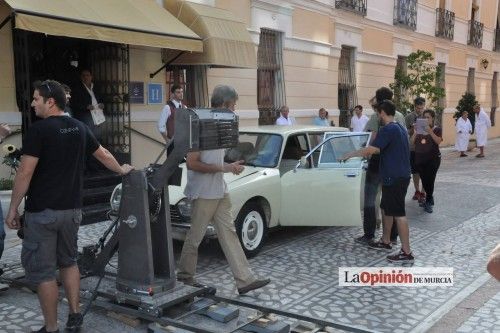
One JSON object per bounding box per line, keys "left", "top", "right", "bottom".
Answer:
{"left": 294, "top": 156, "right": 308, "bottom": 172}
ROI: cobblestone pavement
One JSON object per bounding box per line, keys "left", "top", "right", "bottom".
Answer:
{"left": 1, "top": 140, "right": 499, "bottom": 333}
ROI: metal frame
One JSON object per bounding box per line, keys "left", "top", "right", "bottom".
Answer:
{"left": 468, "top": 20, "right": 484, "bottom": 48}
{"left": 90, "top": 42, "right": 131, "bottom": 163}
{"left": 435, "top": 8, "right": 455, "bottom": 40}
{"left": 393, "top": 0, "right": 417, "bottom": 30}
{"left": 335, "top": 0, "right": 367, "bottom": 16}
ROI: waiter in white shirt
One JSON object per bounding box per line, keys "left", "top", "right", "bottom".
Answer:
{"left": 157, "top": 84, "right": 186, "bottom": 155}
{"left": 350, "top": 105, "right": 369, "bottom": 132}
{"left": 275, "top": 105, "right": 294, "bottom": 125}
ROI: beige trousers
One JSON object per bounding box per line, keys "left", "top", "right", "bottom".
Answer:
{"left": 177, "top": 195, "right": 256, "bottom": 288}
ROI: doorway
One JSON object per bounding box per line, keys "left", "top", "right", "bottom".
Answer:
{"left": 12, "top": 30, "right": 131, "bottom": 164}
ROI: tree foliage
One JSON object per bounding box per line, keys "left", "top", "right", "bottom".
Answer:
{"left": 390, "top": 50, "right": 446, "bottom": 119}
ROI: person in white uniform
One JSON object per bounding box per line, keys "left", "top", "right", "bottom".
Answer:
{"left": 473, "top": 105, "right": 491, "bottom": 158}
{"left": 275, "top": 106, "right": 294, "bottom": 125}
{"left": 455, "top": 110, "right": 472, "bottom": 157}
{"left": 350, "top": 105, "right": 369, "bottom": 132}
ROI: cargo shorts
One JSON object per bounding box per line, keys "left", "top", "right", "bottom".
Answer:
{"left": 21, "top": 208, "right": 82, "bottom": 285}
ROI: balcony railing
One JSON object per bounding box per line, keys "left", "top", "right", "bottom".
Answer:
{"left": 494, "top": 28, "right": 500, "bottom": 52}
{"left": 335, "top": 0, "right": 367, "bottom": 16}
{"left": 393, "top": 0, "right": 417, "bottom": 30}
{"left": 468, "top": 20, "right": 484, "bottom": 48}
{"left": 435, "top": 8, "right": 455, "bottom": 40}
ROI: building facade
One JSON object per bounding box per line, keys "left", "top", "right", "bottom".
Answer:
{"left": 1, "top": 0, "right": 500, "bottom": 176}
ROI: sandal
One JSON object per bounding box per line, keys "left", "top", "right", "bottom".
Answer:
{"left": 475, "top": 154, "right": 485, "bottom": 158}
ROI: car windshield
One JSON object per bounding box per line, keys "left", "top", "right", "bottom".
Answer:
{"left": 225, "top": 133, "right": 283, "bottom": 168}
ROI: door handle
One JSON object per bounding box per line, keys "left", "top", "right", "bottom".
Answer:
{"left": 344, "top": 171, "right": 358, "bottom": 177}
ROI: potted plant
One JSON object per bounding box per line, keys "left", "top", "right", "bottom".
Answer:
{"left": 1, "top": 144, "right": 23, "bottom": 219}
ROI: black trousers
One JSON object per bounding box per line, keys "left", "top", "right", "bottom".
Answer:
{"left": 416, "top": 156, "right": 441, "bottom": 204}
{"left": 363, "top": 159, "right": 398, "bottom": 240}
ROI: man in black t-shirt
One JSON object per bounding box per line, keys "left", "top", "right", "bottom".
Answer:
{"left": 5, "top": 80, "right": 133, "bottom": 333}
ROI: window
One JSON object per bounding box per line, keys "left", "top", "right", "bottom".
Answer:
{"left": 338, "top": 46, "right": 357, "bottom": 128}
{"left": 468, "top": 2, "right": 483, "bottom": 48}
{"left": 435, "top": 8, "right": 455, "bottom": 40}
{"left": 257, "top": 28, "right": 286, "bottom": 125}
{"left": 335, "top": 0, "right": 367, "bottom": 16}
{"left": 165, "top": 66, "right": 208, "bottom": 108}
{"left": 225, "top": 133, "right": 282, "bottom": 168}
{"left": 393, "top": 0, "right": 417, "bottom": 30}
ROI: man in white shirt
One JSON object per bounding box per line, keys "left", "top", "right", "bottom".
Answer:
{"left": 275, "top": 105, "right": 294, "bottom": 125}
{"left": 158, "top": 84, "right": 185, "bottom": 142}
{"left": 350, "top": 105, "right": 369, "bottom": 132}
{"left": 178, "top": 85, "right": 270, "bottom": 294}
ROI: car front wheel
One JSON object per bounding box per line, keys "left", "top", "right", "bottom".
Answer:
{"left": 235, "top": 203, "right": 267, "bottom": 258}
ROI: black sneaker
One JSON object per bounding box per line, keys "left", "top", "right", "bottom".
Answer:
{"left": 354, "top": 235, "right": 374, "bottom": 245}
{"left": 31, "top": 326, "right": 59, "bottom": 333}
{"left": 368, "top": 240, "right": 392, "bottom": 250}
{"left": 65, "top": 312, "right": 83, "bottom": 332}
{"left": 423, "top": 202, "right": 433, "bottom": 213}
{"left": 387, "top": 249, "right": 415, "bottom": 264}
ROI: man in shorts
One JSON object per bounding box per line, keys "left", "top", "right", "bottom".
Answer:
{"left": 5, "top": 80, "right": 133, "bottom": 333}
{"left": 342, "top": 100, "right": 414, "bottom": 263}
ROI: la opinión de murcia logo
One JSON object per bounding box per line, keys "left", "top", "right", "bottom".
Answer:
{"left": 339, "top": 267, "right": 454, "bottom": 287}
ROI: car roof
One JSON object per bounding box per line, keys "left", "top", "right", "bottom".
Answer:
{"left": 239, "top": 125, "right": 349, "bottom": 135}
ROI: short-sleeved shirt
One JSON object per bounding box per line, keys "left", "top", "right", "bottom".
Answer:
{"left": 364, "top": 111, "right": 406, "bottom": 132}
{"left": 23, "top": 116, "right": 99, "bottom": 212}
{"left": 415, "top": 127, "right": 442, "bottom": 164}
{"left": 184, "top": 149, "right": 228, "bottom": 200}
{"left": 371, "top": 122, "right": 411, "bottom": 185}
{"left": 351, "top": 114, "right": 369, "bottom": 132}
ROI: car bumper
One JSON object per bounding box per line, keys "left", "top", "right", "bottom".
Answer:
{"left": 171, "top": 223, "right": 218, "bottom": 241}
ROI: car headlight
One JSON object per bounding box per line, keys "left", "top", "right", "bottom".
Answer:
{"left": 110, "top": 184, "right": 122, "bottom": 212}
{"left": 176, "top": 198, "right": 192, "bottom": 218}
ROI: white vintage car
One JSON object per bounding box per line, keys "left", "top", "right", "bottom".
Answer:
{"left": 111, "top": 125, "right": 370, "bottom": 257}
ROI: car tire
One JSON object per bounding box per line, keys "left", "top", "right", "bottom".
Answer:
{"left": 235, "top": 203, "right": 268, "bottom": 258}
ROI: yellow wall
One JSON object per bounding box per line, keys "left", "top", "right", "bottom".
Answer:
{"left": 207, "top": 67, "right": 257, "bottom": 110}
{"left": 0, "top": 4, "right": 17, "bottom": 114}
{"left": 216, "top": 0, "right": 251, "bottom": 26}
{"left": 292, "top": 8, "right": 331, "bottom": 43}
{"left": 480, "top": 0, "right": 498, "bottom": 29}
{"left": 452, "top": 0, "right": 470, "bottom": 20}
{"left": 357, "top": 62, "right": 395, "bottom": 105}
{"left": 412, "top": 40, "right": 435, "bottom": 56}
{"left": 362, "top": 28, "right": 393, "bottom": 55}
{"left": 419, "top": 0, "right": 436, "bottom": 8}
{"left": 128, "top": 46, "right": 173, "bottom": 168}
{"left": 283, "top": 50, "right": 337, "bottom": 112}
{"left": 448, "top": 48, "right": 467, "bottom": 68}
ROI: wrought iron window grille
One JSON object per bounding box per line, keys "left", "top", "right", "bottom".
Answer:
{"left": 468, "top": 20, "right": 484, "bottom": 48}
{"left": 494, "top": 28, "right": 500, "bottom": 52}
{"left": 393, "top": 0, "right": 417, "bottom": 30}
{"left": 335, "top": 0, "right": 367, "bottom": 16}
{"left": 435, "top": 8, "right": 455, "bottom": 40}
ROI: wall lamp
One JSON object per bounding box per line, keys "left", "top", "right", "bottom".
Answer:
{"left": 481, "top": 58, "right": 489, "bottom": 69}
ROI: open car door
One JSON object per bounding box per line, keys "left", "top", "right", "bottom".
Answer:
{"left": 279, "top": 132, "right": 371, "bottom": 226}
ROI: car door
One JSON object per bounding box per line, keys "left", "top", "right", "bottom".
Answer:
{"left": 279, "top": 132, "right": 370, "bottom": 226}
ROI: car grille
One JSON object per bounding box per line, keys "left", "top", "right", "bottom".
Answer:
{"left": 169, "top": 205, "right": 189, "bottom": 224}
